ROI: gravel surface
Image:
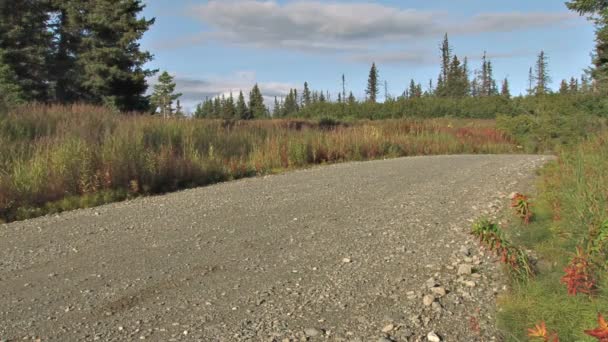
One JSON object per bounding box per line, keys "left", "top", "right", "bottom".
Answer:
{"left": 0, "top": 155, "right": 551, "bottom": 342}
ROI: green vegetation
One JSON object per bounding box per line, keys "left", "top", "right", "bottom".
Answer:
{"left": 0, "top": 105, "right": 517, "bottom": 223}
{"left": 497, "top": 133, "right": 608, "bottom": 341}
{"left": 0, "top": 0, "right": 154, "bottom": 111}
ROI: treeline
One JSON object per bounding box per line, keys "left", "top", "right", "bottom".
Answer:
{"left": 193, "top": 34, "right": 600, "bottom": 120}
{"left": 0, "top": 0, "right": 154, "bottom": 111}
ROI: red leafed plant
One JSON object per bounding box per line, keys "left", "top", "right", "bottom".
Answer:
{"left": 527, "top": 321, "right": 560, "bottom": 342}
{"left": 511, "top": 193, "right": 533, "bottom": 224}
{"left": 560, "top": 247, "right": 596, "bottom": 296}
{"left": 585, "top": 313, "right": 608, "bottom": 341}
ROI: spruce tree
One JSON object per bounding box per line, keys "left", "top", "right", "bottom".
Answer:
{"left": 236, "top": 90, "right": 249, "bottom": 120}
{"left": 303, "top": 82, "right": 312, "bottom": 107}
{"left": 76, "top": 0, "right": 156, "bottom": 110}
{"left": 347, "top": 92, "right": 356, "bottom": 105}
{"left": 175, "top": 100, "right": 183, "bottom": 117}
{"left": 440, "top": 33, "right": 452, "bottom": 84}
{"left": 272, "top": 97, "right": 282, "bottom": 117}
{"left": 150, "top": 71, "right": 182, "bottom": 118}
{"left": 366, "top": 63, "right": 379, "bottom": 103}
{"left": 0, "top": 0, "right": 53, "bottom": 102}
{"left": 501, "top": 78, "right": 511, "bottom": 98}
{"left": 527, "top": 67, "right": 535, "bottom": 95}
{"left": 408, "top": 80, "right": 418, "bottom": 99}
{"left": 223, "top": 93, "right": 236, "bottom": 119}
{"left": 534, "top": 50, "right": 552, "bottom": 95}
{"left": 569, "top": 77, "right": 580, "bottom": 92}
{"left": 319, "top": 91, "right": 326, "bottom": 103}
{"left": 0, "top": 49, "right": 25, "bottom": 107}
{"left": 567, "top": 0, "right": 608, "bottom": 90}
{"left": 248, "top": 84, "right": 266, "bottom": 119}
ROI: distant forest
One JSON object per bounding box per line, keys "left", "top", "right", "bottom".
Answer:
{"left": 1, "top": 0, "right": 607, "bottom": 119}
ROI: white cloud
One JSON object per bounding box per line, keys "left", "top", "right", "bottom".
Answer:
{"left": 149, "top": 71, "right": 299, "bottom": 111}
{"left": 177, "top": 0, "right": 578, "bottom": 53}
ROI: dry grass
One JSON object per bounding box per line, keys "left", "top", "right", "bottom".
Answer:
{"left": 0, "top": 104, "right": 518, "bottom": 222}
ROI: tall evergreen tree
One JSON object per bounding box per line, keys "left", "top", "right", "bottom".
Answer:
{"left": 272, "top": 96, "right": 282, "bottom": 117}
{"left": 567, "top": 0, "right": 608, "bottom": 91}
{"left": 347, "top": 91, "right": 356, "bottom": 105}
{"left": 0, "top": 0, "right": 53, "bottom": 102}
{"left": 236, "top": 90, "right": 249, "bottom": 120}
{"left": 248, "top": 84, "right": 266, "bottom": 119}
{"left": 527, "top": 67, "right": 535, "bottom": 95}
{"left": 440, "top": 33, "right": 452, "bottom": 84}
{"left": 0, "top": 49, "right": 24, "bottom": 107}
{"left": 569, "top": 77, "right": 580, "bottom": 92}
{"left": 534, "top": 50, "right": 552, "bottom": 95}
{"left": 150, "top": 71, "right": 181, "bottom": 118}
{"left": 302, "top": 82, "right": 312, "bottom": 107}
{"left": 223, "top": 93, "right": 236, "bottom": 119}
{"left": 501, "top": 78, "right": 511, "bottom": 98}
{"left": 341, "top": 74, "right": 347, "bottom": 104}
{"left": 76, "top": 0, "right": 156, "bottom": 110}
{"left": 366, "top": 63, "right": 379, "bottom": 103}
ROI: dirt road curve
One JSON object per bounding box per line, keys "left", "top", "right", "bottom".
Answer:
{"left": 0, "top": 155, "right": 551, "bottom": 342}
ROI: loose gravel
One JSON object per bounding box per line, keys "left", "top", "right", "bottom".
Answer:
{"left": 0, "top": 155, "right": 552, "bottom": 341}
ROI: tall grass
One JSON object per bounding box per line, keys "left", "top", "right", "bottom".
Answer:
{"left": 0, "top": 104, "right": 517, "bottom": 222}
{"left": 498, "top": 132, "right": 608, "bottom": 341}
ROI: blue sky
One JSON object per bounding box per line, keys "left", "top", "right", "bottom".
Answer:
{"left": 141, "top": 0, "right": 595, "bottom": 110}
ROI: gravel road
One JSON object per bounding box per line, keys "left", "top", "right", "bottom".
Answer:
{"left": 0, "top": 155, "right": 551, "bottom": 342}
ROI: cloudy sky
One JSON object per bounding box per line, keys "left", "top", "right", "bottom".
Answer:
{"left": 141, "top": 0, "right": 594, "bottom": 110}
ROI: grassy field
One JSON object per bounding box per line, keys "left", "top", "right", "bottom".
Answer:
{"left": 0, "top": 104, "right": 518, "bottom": 223}
{"left": 497, "top": 132, "right": 608, "bottom": 341}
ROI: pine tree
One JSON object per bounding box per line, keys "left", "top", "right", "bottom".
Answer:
{"left": 175, "top": 99, "right": 183, "bottom": 117}
{"left": 527, "top": 67, "right": 535, "bottom": 96}
{"left": 501, "top": 78, "right": 511, "bottom": 98}
{"left": 150, "top": 71, "right": 182, "bottom": 118}
{"left": 212, "top": 96, "right": 221, "bottom": 118}
{"left": 319, "top": 91, "right": 326, "bottom": 103}
{"left": 366, "top": 63, "right": 379, "bottom": 102}
{"left": 194, "top": 97, "right": 213, "bottom": 118}
{"left": 534, "top": 50, "right": 552, "bottom": 95}
{"left": 303, "top": 82, "right": 312, "bottom": 107}
{"left": 272, "top": 97, "right": 282, "bottom": 117}
{"left": 222, "top": 93, "right": 236, "bottom": 119}
{"left": 76, "top": 0, "right": 156, "bottom": 110}
{"left": 0, "top": 1, "right": 53, "bottom": 102}
{"left": 408, "top": 80, "right": 418, "bottom": 99}
{"left": 236, "top": 90, "right": 249, "bottom": 120}
{"left": 47, "top": 0, "right": 86, "bottom": 104}
{"left": 427, "top": 79, "right": 434, "bottom": 96}
{"left": 569, "top": 77, "right": 580, "bottom": 92}
{"left": 341, "top": 74, "right": 347, "bottom": 104}
{"left": 0, "top": 49, "right": 25, "bottom": 107}
{"left": 347, "top": 91, "right": 356, "bottom": 105}
{"left": 440, "top": 33, "right": 452, "bottom": 84}
{"left": 283, "top": 89, "right": 298, "bottom": 115}
{"left": 567, "top": 0, "right": 608, "bottom": 91}
{"left": 248, "top": 84, "right": 266, "bottom": 119}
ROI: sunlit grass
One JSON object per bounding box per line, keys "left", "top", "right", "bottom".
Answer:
{"left": 0, "top": 104, "right": 518, "bottom": 222}
{"left": 498, "top": 133, "right": 608, "bottom": 341}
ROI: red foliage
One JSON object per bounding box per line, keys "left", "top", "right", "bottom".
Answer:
{"left": 511, "top": 193, "right": 533, "bottom": 224}
{"left": 585, "top": 313, "right": 608, "bottom": 342}
{"left": 560, "top": 247, "right": 596, "bottom": 296}
{"left": 527, "top": 321, "right": 560, "bottom": 342}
